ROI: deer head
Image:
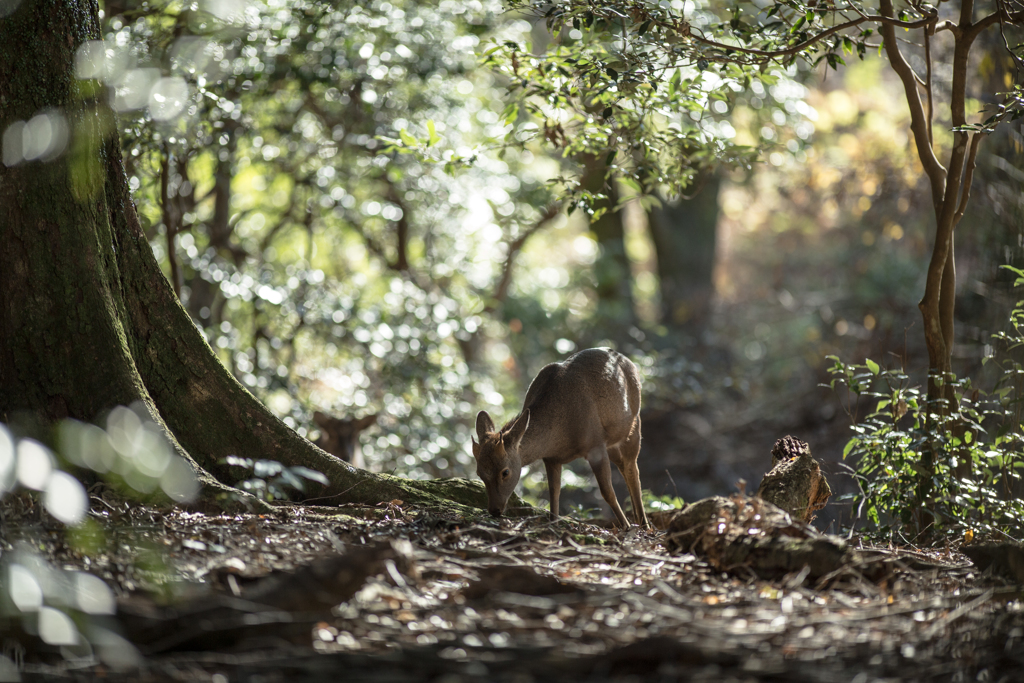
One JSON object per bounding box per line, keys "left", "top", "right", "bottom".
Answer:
{"left": 471, "top": 409, "right": 530, "bottom": 516}
{"left": 313, "top": 411, "right": 378, "bottom": 468}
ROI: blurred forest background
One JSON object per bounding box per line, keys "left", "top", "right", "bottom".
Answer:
{"left": 81, "top": 0, "right": 1023, "bottom": 525}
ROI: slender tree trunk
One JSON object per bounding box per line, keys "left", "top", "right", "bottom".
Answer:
{"left": 879, "top": 0, "right": 985, "bottom": 400}
{"left": 0, "top": 0, "right": 488, "bottom": 513}
{"left": 878, "top": 0, "right": 993, "bottom": 532}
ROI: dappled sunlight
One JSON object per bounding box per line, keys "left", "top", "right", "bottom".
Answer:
{"left": 711, "top": 59, "right": 938, "bottom": 403}
{"left": 58, "top": 404, "right": 200, "bottom": 503}
{"left": 0, "top": 408, "right": 192, "bottom": 671}
{"left": 1, "top": 407, "right": 198, "bottom": 529}
{"left": 1, "top": 109, "right": 69, "bottom": 167}
{"left": 1, "top": 0, "right": 1023, "bottom": 677}
{"left": 75, "top": 39, "right": 194, "bottom": 121}
{"left": 2, "top": 546, "right": 141, "bottom": 669}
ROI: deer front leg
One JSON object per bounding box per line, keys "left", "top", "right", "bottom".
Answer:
{"left": 587, "top": 447, "right": 630, "bottom": 528}
{"left": 544, "top": 459, "right": 562, "bottom": 521}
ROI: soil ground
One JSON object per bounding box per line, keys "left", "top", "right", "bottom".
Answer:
{"left": 2, "top": 492, "right": 1022, "bottom": 683}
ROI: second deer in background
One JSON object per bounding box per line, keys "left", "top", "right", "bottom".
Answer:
{"left": 313, "top": 411, "right": 378, "bottom": 469}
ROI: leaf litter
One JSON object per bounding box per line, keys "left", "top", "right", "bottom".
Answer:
{"left": 2, "top": 492, "right": 1023, "bottom": 682}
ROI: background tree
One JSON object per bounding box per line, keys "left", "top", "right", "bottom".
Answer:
{"left": 647, "top": 170, "right": 721, "bottom": 331}
{"left": 0, "top": 0, "right": 504, "bottom": 510}
{"left": 495, "top": 0, "right": 1023, "bottom": 386}
{"left": 86, "top": 0, "right": 576, "bottom": 480}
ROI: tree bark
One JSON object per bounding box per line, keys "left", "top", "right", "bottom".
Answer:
{"left": 647, "top": 173, "right": 721, "bottom": 330}
{"left": 879, "top": 0, "right": 987, "bottom": 401}
{"left": 0, "top": 0, "right": 491, "bottom": 513}
{"left": 579, "top": 154, "right": 636, "bottom": 339}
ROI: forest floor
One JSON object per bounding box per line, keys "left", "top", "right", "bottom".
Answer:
{"left": 3, "top": 492, "right": 1023, "bottom": 683}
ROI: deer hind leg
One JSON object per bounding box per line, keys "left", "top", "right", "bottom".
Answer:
{"left": 587, "top": 446, "right": 630, "bottom": 528}
{"left": 614, "top": 418, "right": 649, "bottom": 529}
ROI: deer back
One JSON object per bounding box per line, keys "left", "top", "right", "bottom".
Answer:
{"left": 515, "top": 348, "right": 641, "bottom": 464}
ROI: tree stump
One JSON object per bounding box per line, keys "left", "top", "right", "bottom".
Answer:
{"left": 662, "top": 436, "right": 845, "bottom": 580}
{"left": 755, "top": 436, "right": 831, "bottom": 522}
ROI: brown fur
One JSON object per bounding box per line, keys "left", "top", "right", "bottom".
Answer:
{"left": 472, "top": 348, "right": 649, "bottom": 529}
{"left": 313, "top": 411, "right": 378, "bottom": 469}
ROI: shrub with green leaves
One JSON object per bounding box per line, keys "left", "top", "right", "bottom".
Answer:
{"left": 828, "top": 270, "right": 1024, "bottom": 540}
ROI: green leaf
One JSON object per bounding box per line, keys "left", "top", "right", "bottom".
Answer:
{"left": 502, "top": 103, "right": 520, "bottom": 126}
{"left": 866, "top": 358, "right": 880, "bottom": 375}
{"left": 668, "top": 70, "right": 681, "bottom": 98}
{"left": 290, "top": 466, "right": 330, "bottom": 486}
{"left": 427, "top": 120, "right": 441, "bottom": 147}
{"left": 399, "top": 128, "right": 419, "bottom": 147}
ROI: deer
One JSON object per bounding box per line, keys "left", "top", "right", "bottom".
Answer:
{"left": 471, "top": 347, "right": 649, "bottom": 529}
{"left": 312, "top": 411, "right": 378, "bottom": 469}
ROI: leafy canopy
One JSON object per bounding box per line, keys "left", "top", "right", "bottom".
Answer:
{"left": 487, "top": 0, "right": 1023, "bottom": 206}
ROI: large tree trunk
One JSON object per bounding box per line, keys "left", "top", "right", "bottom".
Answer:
{"left": 647, "top": 173, "right": 721, "bottom": 331}
{"left": 579, "top": 154, "right": 636, "bottom": 340}
{"left": 0, "top": 0, "right": 485, "bottom": 512}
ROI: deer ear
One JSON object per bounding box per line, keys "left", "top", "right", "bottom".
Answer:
{"left": 476, "top": 411, "right": 495, "bottom": 438}
{"left": 471, "top": 436, "right": 480, "bottom": 459}
{"left": 356, "top": 413, "right": 378, "bottom": 430}
{"left": 505, "top": 410, "right": 530, "bottom": 451}
{"left": 313, "top": 411, "right": 330, "bottom": 428}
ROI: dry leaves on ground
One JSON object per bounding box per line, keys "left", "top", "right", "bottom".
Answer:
{"left": 1, "top": 493, "right": 1023, "bottom": 682}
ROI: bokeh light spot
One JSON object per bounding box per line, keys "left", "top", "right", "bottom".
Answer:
{"left": 149, "top": 77, "right": 190, "bottom": 121}
{"left": 74, "top": 572, "right": 116, "bottom": 615}
{"left": 161, "top": 456, "right": 200, "bottom": 503}
{"left": 16, "top": 439, "right": 53, "bottom": 491}
{"left": 39, "top": 606, "right": 79, "bottom": 646}
{"left": 44, "top": 470, "right": 88, "bottom": 525}
{"left": 0, "top": 424, "right": 14, "bottom": 494}
{"left": 8, "top": 564, "right": 43, "bottom": 612}
{"left": 2, "top": 110, "right": 69, "bottom": 166}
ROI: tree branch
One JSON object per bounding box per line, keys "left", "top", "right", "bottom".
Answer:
{"left": 487, "top": 202, "right": 562, "bottom": 312}
{"left": 953, "top": 132, "right": 985, "bottom": 225}
{"left": 878, "top": 0, "right": 946, "bottom": 211}
{"left": 964, "top": 10, "right": 1012, "bottom": 43}
{"left": 924, "top": 28, "right": 934, "bottom": 145}
{"left": 679, "top": 11, "right": 934, "bottom": 62}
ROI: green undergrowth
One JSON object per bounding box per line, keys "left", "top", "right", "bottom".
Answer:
{"left": 827, "top": 268, "right": 1024, "bottom": 542}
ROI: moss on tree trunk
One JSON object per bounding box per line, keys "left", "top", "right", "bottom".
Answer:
{"left": 0, "top": 0, "right": 500, "bottom": 516}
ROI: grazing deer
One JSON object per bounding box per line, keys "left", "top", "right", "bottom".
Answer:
{"left": 472, "top": 348, "right": 649, "bottom": 529}
{"left": 312, "top": 411, "right": 378, "bottom": 469}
